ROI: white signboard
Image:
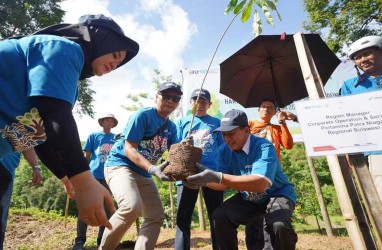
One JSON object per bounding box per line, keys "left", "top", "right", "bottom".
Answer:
{"left": 295, "top": 90, "right": 382, "bottom": 156}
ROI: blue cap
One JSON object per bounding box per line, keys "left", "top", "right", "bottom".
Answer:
{"left": 214, "top": 109, "right": 248, "bottom": 132}
{"left": 191, "top": 89, "right": 211, "bottom": 101}
{"left": 158, "top": 82, "right": 183, "bottom": 95}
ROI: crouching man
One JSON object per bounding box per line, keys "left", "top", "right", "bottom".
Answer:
{"left": 187, "top": 109, "right": 297, "bottom": 250}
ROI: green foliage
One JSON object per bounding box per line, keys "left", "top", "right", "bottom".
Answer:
{"left": 303, "top": 0, "right": 382, "bottom": 56}
{"left": 281, "top": 144, "right": 341, "bottom": 224}
{"left": 74, "top": 79, "right": 96, "bottom": 118}
{"left": 225, "top": 0, "right": 281, "bottom": 36}
{"left": 0, "top": 0, "right": 64, "bottom": 39}
{"left": 11, "top": 157, "right": 77, "bottom": 216}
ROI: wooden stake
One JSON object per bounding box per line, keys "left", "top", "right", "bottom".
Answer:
{"left": 64, "top": 195, "right": 70, "bottom": 228}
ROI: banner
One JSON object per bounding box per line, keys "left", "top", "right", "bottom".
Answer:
{"left": 295, "top": 90, "right": 382, "bottom": 156}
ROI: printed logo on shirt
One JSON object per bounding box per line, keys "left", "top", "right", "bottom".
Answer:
{"left": 140, "top": 134, "right": 169, "bottom": 164}
{"left": 190, "top": 129, "right": 214, "bottom": 152}
{"left": 242, "top": 164, "right": 268, "bottom": 202}
{"left": 0, "top": 108, "right": 46, "bottom": 152}
{"left": 98, "top": 143, "right": 114, "bottom": 163}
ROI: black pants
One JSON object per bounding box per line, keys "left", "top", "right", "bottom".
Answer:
{"left": 0, "top": 166, "right": 12, "bottom": 250}
{"left": 174, "top": 185, "right": 223, "bottom": 250}
{"left": 245, "top": 197, "right": 297, "bottom": 250}
{"left": 212, "top": 193, "right": 266, "bottom": 250}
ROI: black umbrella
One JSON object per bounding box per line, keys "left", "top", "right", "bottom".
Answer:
{"left": 219, "top": 33, "right": 341, "bottom": 108}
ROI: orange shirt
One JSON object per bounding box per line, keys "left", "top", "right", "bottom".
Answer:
{"left": 248, "top": 120, "right": 293, "bottom": 159}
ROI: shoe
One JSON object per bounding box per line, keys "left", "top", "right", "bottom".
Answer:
{"left": 72, "top": 242, "right": 85, "bottom": 250}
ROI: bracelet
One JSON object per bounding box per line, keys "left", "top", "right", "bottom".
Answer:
{"left": 33, "top": 165, "right": 41, "bottom": 171}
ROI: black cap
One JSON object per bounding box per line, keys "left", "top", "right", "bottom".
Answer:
{"left": 214, "top": 109, "right": 248, "bottom": 132}
{"left": 191, "top": 89, "right": 211, "bottom": 101}
{"left": 158, "top": 82, "right": 183, "bottom": 95}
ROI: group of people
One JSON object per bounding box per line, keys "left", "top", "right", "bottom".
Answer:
{"left": 0, "top": 11, "right": 381, "bottom": 250}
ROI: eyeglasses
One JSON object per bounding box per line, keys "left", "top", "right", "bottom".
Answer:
{"left": 159, "top": 93, "right": 181, "bottom": 103}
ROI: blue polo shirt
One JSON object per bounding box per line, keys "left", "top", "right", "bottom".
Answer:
{"left": 218, "top": 134, "right": 296, "bottom": 204}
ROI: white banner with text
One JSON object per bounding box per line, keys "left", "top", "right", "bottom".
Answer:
{"left": 295, "top": 90, "right": 382, "bottom": 156}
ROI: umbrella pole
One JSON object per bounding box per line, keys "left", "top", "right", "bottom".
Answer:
{"left": 64, "top": 194, "right": 70, "bottom": 228}
{"left": 268, "top": 60, "right": 281, "bottom": 108}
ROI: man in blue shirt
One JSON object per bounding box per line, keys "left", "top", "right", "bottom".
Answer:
{"left": 175, "top": 89, "right": 224, "bottom": 250}
{"left": 341, "top": 35, "right": 382, "bottom": 201}
{"left": 72, "top": 113, "right": 118, "bottom": 250}
{"left": 187, "top": 109, "right": 297, "bottom": 250}
{"left": 101, "top": 82, "right": 182, "bottom": 250}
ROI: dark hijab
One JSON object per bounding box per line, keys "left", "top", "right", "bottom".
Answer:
{"left": 33, "top": 14, "right": 139, "bottom": 80}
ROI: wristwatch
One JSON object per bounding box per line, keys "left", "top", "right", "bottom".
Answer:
{"left": 33, "top": 165, "right": 41, "bottom": 171}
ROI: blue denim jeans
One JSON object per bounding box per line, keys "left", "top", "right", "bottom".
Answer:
{"left": 0, "top": 166, "right": 13, "bottom": 250}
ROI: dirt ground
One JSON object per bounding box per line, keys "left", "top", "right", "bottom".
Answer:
{"left": 4, "top": 214, "right": 353, "bottom": 249}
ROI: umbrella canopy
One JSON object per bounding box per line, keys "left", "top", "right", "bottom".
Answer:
{"left": 219, "top": 34, "right": 341, "bottom": 108}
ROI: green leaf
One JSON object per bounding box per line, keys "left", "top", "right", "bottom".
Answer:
{"left": 241, "top": 2, "right": 253, "bottom": 22}
{"left": 234, "top": 0, "right": 247, "bottom": 14}
{"left": 225, "top": 0, "right": 239, "bottom": 14}
{"left": 261, "top": 4, "right": 274, "bottom": 25}
{"left": 266, "top": 0, "right": 277, "bottom": 10}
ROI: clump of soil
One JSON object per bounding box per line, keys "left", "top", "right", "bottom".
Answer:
{"left": 163, "top": 143, "right": 202, "bottom": 181}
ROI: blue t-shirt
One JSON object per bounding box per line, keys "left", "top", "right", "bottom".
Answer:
{"left": 105, "top": 107, "right": 179, "bottom": 177}
{"left": 0, "top": 35, "right": 84, "bottom": 157}
{"left": 218, "top": 135, "right": 296, "bottom": 204}
{"left": 83, "top": 132, "right": 115, "bottom": 179}
{"left": 0, "top": 153, "right": 21, "bottom": 179}
{"left": 341, "top": 74, "right": 382, "bottom": 155}
{"left": 176, "top": 114, "right": 224, "bottom": 171}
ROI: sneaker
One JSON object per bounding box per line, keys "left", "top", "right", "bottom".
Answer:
{"left": 72, "top": 242, "right": 85, "bottom": 250}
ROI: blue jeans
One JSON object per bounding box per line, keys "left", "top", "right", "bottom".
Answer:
{"left": 174, "top": 185, "right": 223, "bottom": 250}
{"left": 245, "top": 197, "right": 297, "bottom": 250}
{"left": 74, "top": 179, "right": 112, "bottom": 246}
{"left": 0, "top": 165, "right": 13, "bottom": 250}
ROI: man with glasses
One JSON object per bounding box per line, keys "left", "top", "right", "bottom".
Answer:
{"left": 100, "top": 82, "right": 182, "bottom": 249}
{"left": 174, "top": 89, "right": 224, "bottom": 250}
{"left": 341, "top": 35, "right": 382, "bottom": 201}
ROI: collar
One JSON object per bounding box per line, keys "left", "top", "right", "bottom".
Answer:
{"left": 241, "top": 135, "right": 251, "bottom": 155}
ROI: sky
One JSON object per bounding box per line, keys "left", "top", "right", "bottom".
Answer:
{"left": 59, "top": 0, "right": 310, "bottom": 140}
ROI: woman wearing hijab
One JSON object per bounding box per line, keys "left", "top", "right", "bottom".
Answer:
{"left": 0, "top": 14, "right": 139, "bottom": 229}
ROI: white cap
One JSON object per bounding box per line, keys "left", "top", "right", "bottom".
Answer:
{"left": 348, "top": 35, "right": 382, "bottom": 59}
